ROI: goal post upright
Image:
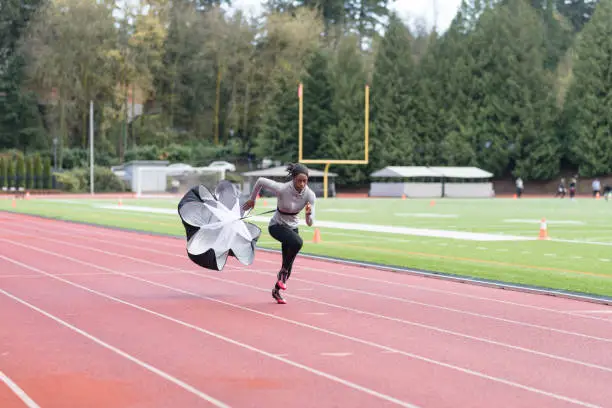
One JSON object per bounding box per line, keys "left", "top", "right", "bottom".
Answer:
{"left": 298, "top": 82, "right": 370, "bottom": 198}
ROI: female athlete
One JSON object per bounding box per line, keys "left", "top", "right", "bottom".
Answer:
{"left": 242, "top": 163, "right": 316, "bottom": 304}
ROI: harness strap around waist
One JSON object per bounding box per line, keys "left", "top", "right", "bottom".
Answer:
{"left": 277, "top": 207, "right": 299, "bottom": 216}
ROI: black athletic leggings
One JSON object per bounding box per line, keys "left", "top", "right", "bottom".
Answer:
{"left": 268, "top": 224, "right": 303, "bottom": 277}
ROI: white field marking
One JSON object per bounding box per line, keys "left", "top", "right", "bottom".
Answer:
{"left": 0, "top": 288, "right": 231, "bottom": 408}
{"left": 321, "top": 353, "right": 353, "bottom": 357}
{"left": 0, "top": 255, "right": 604, "bottom": 407}
{"left": 307, "top": 312, "right": 329, "bottom": 316}
{"left": 572, "top": 256, "right": 583, "bottom": 259}
{"left": 94, "top": 204, "right": 533, "bottom": 242}
{"left": 0, "top": 256, "right": 420, "bottom": 408}
{"left": 311, "top": 230, "right": 414, "bottom": 244}
{"left": 476, "top": 247, "right": 487, "bottom": 250}
{"left": 550, "top": 239, "right": 612, "bottom": 247}
{"left": 4, "top": 238, "right": 612, "bottom": 379}
{"left": 600, "top": 259, "right": 610, "bottom": 262}
{"left": 504, "top": 219, "right": 585, "bottom": 225}
{"left": 7, "top": 221, "right": 612, "bottom": 326}
{"left": 321, "top": 209, "right": 368, "bottom": 213}
{"left": 394, "top": 213, "right": 458, "bottom": 218}
{"left": 0, "top": 370, "right": 41, "bottom": 408}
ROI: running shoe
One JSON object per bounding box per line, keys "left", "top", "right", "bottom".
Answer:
{"left": 272, "top": 287, "right": 286, "bottom": 304}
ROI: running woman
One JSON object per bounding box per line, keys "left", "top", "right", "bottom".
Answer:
{"left": 242, "top": 163, "right": 316, "bottom": 304}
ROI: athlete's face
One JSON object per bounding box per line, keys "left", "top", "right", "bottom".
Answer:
{"left": 293, "top": 173, "right": 308, "bottom": 192}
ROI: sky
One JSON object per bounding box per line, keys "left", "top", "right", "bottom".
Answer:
{"left": 227, "top": 0, "right": 463, "bottom": 32}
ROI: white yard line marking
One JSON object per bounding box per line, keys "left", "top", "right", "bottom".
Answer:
{"left": 0, "top": 256, "right": 419, "bottom": 408}
{"left": 0, "top": 289, "right": 231, "bottom": 408}
{"left": 0, "top": 370, "right": 41, "bottom": 408}
{"left": 394, "top": 213, "right": 458, "bottom": 218}
{"left": 504, "top": 219, "right": 585, "bottom": 225}
{"left": 93, "top": 204, "right": 532, "bottom": 242}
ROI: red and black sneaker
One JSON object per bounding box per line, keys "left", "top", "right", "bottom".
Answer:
{"left": 272, "top": 287, "right": 286, "bottom": 304}
{"left": 277, "top": 269, "right": 289, "bottom": 290}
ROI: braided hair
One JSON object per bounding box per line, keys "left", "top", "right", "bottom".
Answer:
{"left": 286, "top": 163, "right": 309, "bottom": 179}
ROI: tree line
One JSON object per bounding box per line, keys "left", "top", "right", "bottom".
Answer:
{"left": 0, "top": 0, "right": 610, "bottom": 187}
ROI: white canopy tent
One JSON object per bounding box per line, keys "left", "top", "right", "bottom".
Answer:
{"left": 369, "top": 166, "right": 495, "bottom": 198}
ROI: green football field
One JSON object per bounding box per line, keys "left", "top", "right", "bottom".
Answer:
{"left": 2, "top": 195, "right": 612, "bottom": 298}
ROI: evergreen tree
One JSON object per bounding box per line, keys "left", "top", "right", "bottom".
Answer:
{"left": 562, "top": 0, "right": 612, "bottom": 176}
{"left": 253, "top": 75, "right": 300, "bottom": 162}
{"left": 466, "top": 0, "right": 560, "bottom": 178}
{"left": 301, "top": 48, "right": 335, "bottom": 160}
{"left": 369, "top": 14, "right": 418, "bottom": 169}
{"left": 319, "top": 34, "right": 368, "bottom": 184}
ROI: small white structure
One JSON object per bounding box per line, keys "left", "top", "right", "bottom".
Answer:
{"left": 369, "top": 166, "right": 494, "bottom": 198}
{"left": 112, "top": 160, "right": 169, "bottom": 194}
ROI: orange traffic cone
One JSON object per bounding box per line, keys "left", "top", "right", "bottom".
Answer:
{"left": 118, "top": 198, "right": 122, "bottom": 207}
{"left": 430, "top": 200, "right": 435, "bottom": 207}
{"left": 11, "top": 198, "right": 16, "bottom": 208}
{"left": 401, "top": 194, "right": 406, "bottom": 200}
{"left": 312, "top": 228, "right": 321, "bottom": 243}
{"left": 538, "top": 218, "right": 549, "bottom": 240}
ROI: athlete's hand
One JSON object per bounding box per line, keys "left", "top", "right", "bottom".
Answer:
{"left": 242, "top": 199, "right": 255, "bottom": 211}
{"left": 305, "top": 203, "right": 312, "bottom": 216}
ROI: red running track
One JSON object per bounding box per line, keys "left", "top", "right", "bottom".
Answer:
{"left": 1, "top": 212, "right": 612, "bottom": 408}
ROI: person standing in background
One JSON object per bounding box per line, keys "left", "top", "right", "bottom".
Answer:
{"left": 569, "top": 176, "right": 577, "bottom": 200}
{"left": 592, "top": 178, "right": 601, "bottom": 198}
{"left": 515, "top": 177, "right": 524, "bottom": 198}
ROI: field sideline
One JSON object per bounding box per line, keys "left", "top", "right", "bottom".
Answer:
{"left": 1, "top": 194, "right": 611, "bottom": 299}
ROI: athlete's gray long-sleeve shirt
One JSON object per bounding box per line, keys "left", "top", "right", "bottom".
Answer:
{"left": 248, "top": 177, "right": 316, "bottom": 229}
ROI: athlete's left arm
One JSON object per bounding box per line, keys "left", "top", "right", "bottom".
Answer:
{"left": 305, "top": 193, "right": 316, "bottom": 227}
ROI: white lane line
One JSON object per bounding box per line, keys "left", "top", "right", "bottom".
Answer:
{"left": 0, "top": 255, "right": 419, "bottom": 408}
{"left": 321, "top": 353, "right": 353, "bottom": 357}
{"left": 0, "top": 244, "right": 607, "bottom": 408}
{"left": 0, "top": 370, "right": 41, "bottom": 408}
{"left": 307, "top": 312, "right": 329, "bottom": 316}
{"left": 0, "top": 288, "right": 230, "bottom": 408}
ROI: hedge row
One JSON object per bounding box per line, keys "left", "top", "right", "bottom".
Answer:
{"left": 0, "top": 153, "right": 52, "bottom": 190}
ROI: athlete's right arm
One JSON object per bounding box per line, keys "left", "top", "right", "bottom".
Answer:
{"left": 248, "top": 177, "right": 282, "bottom": 202}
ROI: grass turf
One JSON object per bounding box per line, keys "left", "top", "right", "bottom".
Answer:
{"left": 2, "top": 195, "right": 612, "bottom": 298}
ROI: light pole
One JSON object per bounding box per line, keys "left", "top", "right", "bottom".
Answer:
{"left": 53, "top": 137, "right": 58, "bottom": 171}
